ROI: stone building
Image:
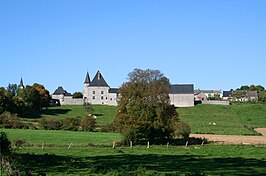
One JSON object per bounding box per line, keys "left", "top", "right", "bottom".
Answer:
{"left": 83, "top": 71, "right": 119, "bottom": 106}
{"left": 169, "top": 84, "right": 194, "bottom": 107}
{"left": 52, "top": 71, "right": 194, "bottom": 107}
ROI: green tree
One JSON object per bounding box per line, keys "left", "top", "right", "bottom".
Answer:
{"left": 6, "top": 84, "right": 18, "bottom": 97}
{"left": 73, "top": 92, "right": 83, "bottom": 98}
{"left": 32, "top": 83, "right": 51, "bottom": 109}
{"left": 0, "top": 88, "right": 12, "bottom": 114}
{"left": 258, "top": 91, "right": 266, "bottom": 102}
{"left": 113, "top": 69, "right": 179, "bottom": 144}
{"left": 18, "top": 85, "right": 41, "bottom": 112}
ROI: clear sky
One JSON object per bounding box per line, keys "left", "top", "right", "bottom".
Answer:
{"left": 1, "top": 0, "right": 265, "bottom": 93}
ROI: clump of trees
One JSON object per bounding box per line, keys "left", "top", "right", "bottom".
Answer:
{"left": 113, "top": 69, "right": 189, "bottom": 144}
{"left": 0, "top": 83, "right": 51, "bottom": 116}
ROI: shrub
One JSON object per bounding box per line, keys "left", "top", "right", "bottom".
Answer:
{"left": 174, "top": 121, "right": 191, "bottom": 139}
{"left": 39, "top": 118, "right": 62, "bottom": 130}
{"left": 100, "top": 123, "right": 115, "bottom": 132}
{"left": 62, "top": 117, "right": 80, "bottom": 131}
{"left": 80, "top": 116, "right": 96, "bottom": 131}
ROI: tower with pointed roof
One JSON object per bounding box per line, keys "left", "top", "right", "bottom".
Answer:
{"left": 83, "top": 70, "right": 118, "bottom": 105}
{"left": 83, "top": 72, "right": 91, "bottom": 99}
{"left": 18, "top": 78, "right": 25, "bottom": 89}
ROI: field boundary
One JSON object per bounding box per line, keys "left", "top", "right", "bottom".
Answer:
{"left": 190, "top": 128, "right": 266, "bottom": 144}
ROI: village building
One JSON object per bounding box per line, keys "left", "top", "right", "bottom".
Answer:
{"left": 52, "top": 71, "right": 195, "bottom": 107}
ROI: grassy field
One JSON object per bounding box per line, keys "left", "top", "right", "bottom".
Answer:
{"left": 2, "top": 128, "right": 121, "bottom": 145}
{"left": 23, "top": 105, "right": 117, "bottom": 126}
{"left": 178, "top": 103, "right": 266, "bottom": 135}
{"left": 14, "top": 144, "right": 266, "bottom": 175}
{"left": 21, "top": 103, "right": 266, "bottom": 135}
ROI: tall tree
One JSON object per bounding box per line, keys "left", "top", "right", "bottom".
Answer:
{"left": 113, "top": 69, "right": 179, "bottom": 144}
{"left": 6, "top": 84, "right": 18, "bottom": 97}
{"left": 32, "top": 83, "right": 51, "bottom": 109}
{"left": 18, "top": 85, "right": 41, "bottom": 112}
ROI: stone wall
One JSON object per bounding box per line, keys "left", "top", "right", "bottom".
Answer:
{"left": 169, "top": 94, "right": 194, "bottom": 107}
{"left": 202, "top": 100, "right": 230, "bottom": 105}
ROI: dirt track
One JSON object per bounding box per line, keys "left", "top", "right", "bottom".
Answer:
{"left": 190, "top": 128, "right": 266, "bottom": 145}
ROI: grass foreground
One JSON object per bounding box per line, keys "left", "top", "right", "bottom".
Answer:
{"left": 14, "top": 144, "right": 266, "bottom": 176}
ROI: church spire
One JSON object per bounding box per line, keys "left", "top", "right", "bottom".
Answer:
{"left": 84, "top": 72, "right": 91, "bottom": 84}
{"left": 19, "top": 78, "right": 25, "bottom": 89}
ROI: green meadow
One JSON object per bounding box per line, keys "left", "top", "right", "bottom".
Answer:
{"left": 2, "top": 103, "right": 266, "bottom": 175}
{"left": 23, "top": 103, "right": 266, "bottom": 135}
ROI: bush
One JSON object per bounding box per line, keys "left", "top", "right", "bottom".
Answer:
{"left": 100, "top": 123, "right": 115, "bottom": 132}
{"left": 62, "top": 117, "right": 80, "bottom": 131}
{"left": 39, "top": 118, "right": 62, "bottom": 130}
{"left": 0, "top": 131, "right": 12, "bottom": 156}
{"left": 174, "top": 121, "right": 191, "bottom": 139}
{"left": 80, "top": 116, "right": 96, "bottom": 131}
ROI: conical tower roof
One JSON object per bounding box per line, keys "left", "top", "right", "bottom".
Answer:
{"left": 84, "top": 72, "right": 91, "bottom": 83}
{"left": 89, "top": 70, "right": 109, "bottom": 87}
{"left": 19, "top": 78, "right": 25, "bottom": 89}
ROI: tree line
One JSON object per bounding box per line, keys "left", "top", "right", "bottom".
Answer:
{"left": 0, "top": 83, "right": 51, "bottom": 116}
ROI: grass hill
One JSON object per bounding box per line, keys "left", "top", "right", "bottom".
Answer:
{"left": 22, "top": 103, "right": 266, "bottom": 135}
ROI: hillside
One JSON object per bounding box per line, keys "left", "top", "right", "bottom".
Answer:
{"left": 23, "top": 103, "right": 266, "bottom": 135}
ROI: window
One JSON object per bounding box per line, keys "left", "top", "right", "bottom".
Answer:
{"left": 110, "top": 98, "right": 112, "bottom": 101}
{"left": 101, "top": 96, "right": 104, "bottom": 100}
{"left": 93, "top": 91, "right": 95, "bottom": 94}
{"left": 101, "top": 91, "right": 104, "bottom": 94}
{"left": 106, "top": 97, "right": 108, "bottom": 100}
{"left": 93, "top": 96, "right": 95, "bottom": 100}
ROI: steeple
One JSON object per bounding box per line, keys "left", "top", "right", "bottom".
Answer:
{"left": 84, "top": 72, "right": 91, "bottom": 84}
{"left": 18, "top": 78, "right": 25, "bottom": 89}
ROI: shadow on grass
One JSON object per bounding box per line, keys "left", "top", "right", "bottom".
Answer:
{"left": 16, "top": 152, "right": 266, "bottom": 175}
{"left": 21, "top": 108, "right": 71, "bottom": 119}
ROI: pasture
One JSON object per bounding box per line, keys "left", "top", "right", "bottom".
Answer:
{"left": 14, "top": 144, "right": 266, "bottom": 175}
{"left": 22, "top": 103, "right": 266, "bottom": 135}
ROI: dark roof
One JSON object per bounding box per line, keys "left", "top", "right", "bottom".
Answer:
{"left": 109, "top": 88, "right": 119, "bottom": 94}
{"left": 53, "top": 86, "right": 72, "bottom": 96}
{"left": 170, "top": 84, "right": 194, "bottom": 94}
{"left": 89, "top": 71, "right": 109, "bottom": 87}
{"left": 223, "top": 91, "right": 232, "bottom": 97}
{"left": 84, "top": 72, "right": 91, "bottom": 83}
{"left": 19, "top": 78, "right": 25, "bottom": 88}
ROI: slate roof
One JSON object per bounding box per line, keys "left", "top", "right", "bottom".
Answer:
{"left": 169, "top": 84, "right": 194, "bottom": 94}
{"left": 53, "top": 86, "right": 72, "bottom": 96}
{"left": 194, "top": 89, "right": 221, "bottom": 94}
{"left": 84, "top": 72, "right": 91, "bottom": 83}
{"left": 89, "top": 71, "right": 109, "bottom": 87}
{"left": 223, "top": 91, "right": 232, "bottom": 97}
{"left": 109, "top": 88, "right": 119, "bottom": 94}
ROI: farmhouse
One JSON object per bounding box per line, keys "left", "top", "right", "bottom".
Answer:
{"left": 52, "top": 71, "right": 195, "bottom": 107}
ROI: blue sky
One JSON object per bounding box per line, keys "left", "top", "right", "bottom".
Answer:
{"left": 1, "top": 0, "right": 265, "bottom": 93}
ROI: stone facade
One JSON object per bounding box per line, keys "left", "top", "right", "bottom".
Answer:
{"left": 52, "top": 71, "right": 195, "bottom": 107}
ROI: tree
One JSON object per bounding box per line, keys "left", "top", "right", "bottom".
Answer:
{"left": 73, "top": 92, "right": 83, "bottom": 98}
{"left": 6, "top": 84, "right": 18, "bottom": 97}
{"left": 258, "top": 91, "right": 266, "bottom": 102}
{"left": 0, "top": 88, "right": 12, "bottom": 114}
{"left": 32, "top": 83, "right": 51, "bottom": 109}
{"left": 113, "top": 69, "right": 179, "bottom": 144}
{"left": 18, "top": 85, "right": 41, "bottom": 112}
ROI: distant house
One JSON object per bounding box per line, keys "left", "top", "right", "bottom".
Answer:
{"left": 223, "top": 90, "right": 258, "bottom": 102}
{"left": 169, "top": 84, "right": 194, "bottom": 107}
{"left": 194, "top": 89, "right": 222, "bottom": 100}
{"left": 222, "top": 90, "right": 233, "bottom": 101}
